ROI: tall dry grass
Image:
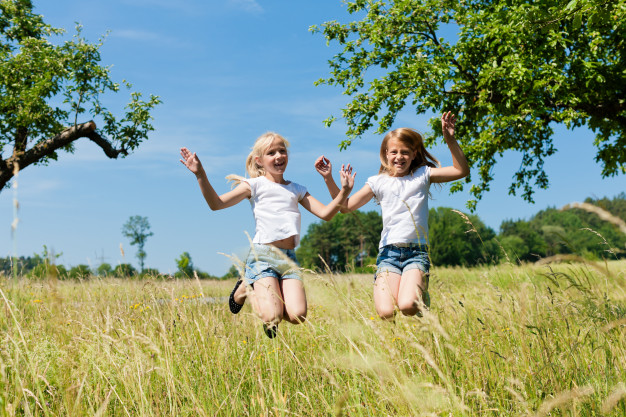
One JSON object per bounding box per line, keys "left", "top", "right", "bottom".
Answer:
{"left": 1, "top": 258, "right": 625, "bottom": 416}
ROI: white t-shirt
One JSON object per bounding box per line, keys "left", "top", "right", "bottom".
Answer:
{"left": 243, "top": 176, "right": 308, "bottom": 246}
{"left": 366, "top": 166, "right": 431, "bottom": 248}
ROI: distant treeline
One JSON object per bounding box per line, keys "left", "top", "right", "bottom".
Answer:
{"left": 296, "top": 193, "right": 626, "bottom": 272}
{"left": 3, "top": 194, "right": 624, "bottom": 278}
{"left": 0, "top": 249, "right": 231, "bottom": 280}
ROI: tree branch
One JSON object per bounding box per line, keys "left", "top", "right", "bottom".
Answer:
{"left": 85, "top": 130, "right": 128, "bottom": 158}
{"left": 0, "top": 120, "right": 127, "bottom": 190}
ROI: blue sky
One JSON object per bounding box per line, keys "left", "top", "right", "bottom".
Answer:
{"left": 1, "top": 0, "right": 623, "bottom": 276}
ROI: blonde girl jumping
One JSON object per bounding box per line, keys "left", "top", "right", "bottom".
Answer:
{"left": 180, "top": 132, "right": 354, "bottom": 337}
{"left": 314, "top": 112, "right": 469, "bottom": 319}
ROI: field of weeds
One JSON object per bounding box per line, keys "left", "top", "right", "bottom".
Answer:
{"left": 1, "top": 260, "right": 625, "bottom": 416}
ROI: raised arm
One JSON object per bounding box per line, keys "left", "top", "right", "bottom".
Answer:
{"left": 430, "top": 112, "right": 470, "bottom": 183}
{"left": 180, "top": 147, "right": 250, "bottom": 210}
{"left": 314, "top": 156, "right": 374, "bottom": 213}
{"left": 314, "top": 155, "right": 342, "bottom": 198}
{"left": 300, "top": 165, "right": 356, "bottom": 221}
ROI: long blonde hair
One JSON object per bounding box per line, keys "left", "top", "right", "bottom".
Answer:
{"left": 226, "top": 132, "right": 290, "bottom": 185}
{"left": 379, "top": 128, "right": 440, "bottom": 175}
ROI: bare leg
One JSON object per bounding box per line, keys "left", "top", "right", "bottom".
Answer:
{"left": 233, "top": 279, "right": 247, "bottom": 304}
{"left": 373, "top": 271, "right": 401, "bottom": 319}
{"left": 397, "top": 269, "right": 429, "bottom": 316}
{"left": 280, "top": 279, "right": 307, "bottom": 324}
{"left": 248, "top": 276, "right": 283, "bottom": 326}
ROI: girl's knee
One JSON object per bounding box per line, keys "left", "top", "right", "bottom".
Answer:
{"left": 286, "top": 313, "right": 307, "bottom": 325}
{"left": 376, "top": 305, "right": 396, "bottom": 320}
{"left": 259, "top": 310, "right": 283, "bottom": 325}
{"left": 397, "top": 299, "right": 418, "bottom": 316}
{"left": 285, "top": 307, "right": 307, "bottom": 324}
{"left": 399, "top": 306, "right": 418, "bottom": 316}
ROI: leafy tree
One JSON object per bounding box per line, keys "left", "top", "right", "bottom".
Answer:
{"left": 297, "top": 210, "right": 383, "bottom": 271}
{"left": 312, "top": 0, "right": 625, "bottom": 208}
{"left": 195, "top": 271, "right": 218, "bottom": 280}
{"left": 591, "top": 192, "right": 626, "bottom": 220}
{"left": 530, "top": 195, "right": 626, "bottom": 258}
{"left": 539, "top": 224, "right": 570, "bottom": 256}
{"left": 0, "top": 0, "right": 161, "bottom": 192}
{"left": 122, "top": 215, "right": 153, "bottom": 272}
{"left": 222, "top": 264, "right": 241, "bottom": 280}
{"left": 498, "top": 235, "right": 528, "bottom": 263}
{"left": 28, "top": 263, "right": 67, "bottom": 280}
{"left": 499, "top": 219, "right": 548, "bottom": 262}
{"left": 176, "top": 251, "right": 194, "bottom": 277}
{"left": 0, "top": 255, "right": 39, "bottom": 275}
{"left": 428, "top": 207, "right": 498, "bottom": 266}
{"left": 496, "top": 193, "right": 626, "bottom": 261}
{"left": 174, "top": 252, "right": 217, "bottom": 279}
{"left": 96, "top": 262, "right": 113, "bottom": 277}
{"left": 140, "top": 268, "right": 161, "bottom": 277}
{"left": 23, "top": 245, "right": 67, "bottom": 278}
{"left": 68, "top": 264, "right": 91, "bottom": 279}
{"left": 113, "top": 263, "right": 136, "bottom": 278}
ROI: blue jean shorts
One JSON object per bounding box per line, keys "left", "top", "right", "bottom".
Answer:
{"left": 244, "top": 243, "right": 302, "bottom": 285}
{"left": 375, "top": 243, "right": 430, "bottom": 280}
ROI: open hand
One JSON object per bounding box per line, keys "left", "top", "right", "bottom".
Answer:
{"left": 339, "top": 164, "right": 356, "bottom": 191}
{"left": 441, "top": 111, "right": 456, "bottom": 139}
{"left": 180, "top": 147, "right": 203, "bottom": 175}
{"left": 314, "top": 155, "right": 332, "bottom": 179}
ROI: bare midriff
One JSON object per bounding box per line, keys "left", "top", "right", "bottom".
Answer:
{"left": 268, "top": 235, "right": 297, "bottom": 250}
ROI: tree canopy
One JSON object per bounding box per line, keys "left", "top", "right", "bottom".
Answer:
{"left": 312, "top": 0, "right": 625, "bottom": 209}
{"left": 500, "top": 193, "right": 626, "bottom": 261}
{"left": 297, "top": 210, "right": 383, "bottom": 271}
{"left": 0, "top": 0, "right": 160, "bottom": 191}
{"left": 428, "top": 207, "right": 498, "bottom": 266}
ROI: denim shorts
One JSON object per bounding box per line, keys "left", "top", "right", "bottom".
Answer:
{"left": 375, "top": 243, "right": 430, "bottom": 280}
{"left": 244, "top": 243, "right": 302, "bottom": 285}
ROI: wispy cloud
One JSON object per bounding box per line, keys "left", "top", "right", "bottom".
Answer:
{"left": 20, "top": 178, "right": 63, "bottom": 194}
{"left": 228, "top": 0, "right": 263, "bottom": 14}
{"left": 120, "top": 0, "right": 202, "bottom": 14}
{"left": 109, "top": 29, "right": 186, "bottom": 48}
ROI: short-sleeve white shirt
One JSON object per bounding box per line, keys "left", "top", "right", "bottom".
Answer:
{"left": 243, "top": 176, "right": 308, "bottom": 246}
{"left": 366, "top": 166, "right": 431, "bottom": 248}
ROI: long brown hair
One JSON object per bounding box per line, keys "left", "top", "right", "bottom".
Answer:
{"left": 378, "top": 128, "right": 440, "bottom": 175}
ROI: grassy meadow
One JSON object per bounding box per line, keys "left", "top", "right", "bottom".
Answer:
{"left": 1, "top": 259, "right": 625, "bottom": 416}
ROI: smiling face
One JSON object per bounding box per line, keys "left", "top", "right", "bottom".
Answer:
{"left": 386, "top": 138, "right": 417, "bottom": 177}
{"left": 255, "top": 137, "right": 289, "bottom": 178}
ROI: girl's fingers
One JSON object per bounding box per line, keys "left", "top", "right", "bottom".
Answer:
{"left": 315, "top": 156, "right": 332, "bottom": 172}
